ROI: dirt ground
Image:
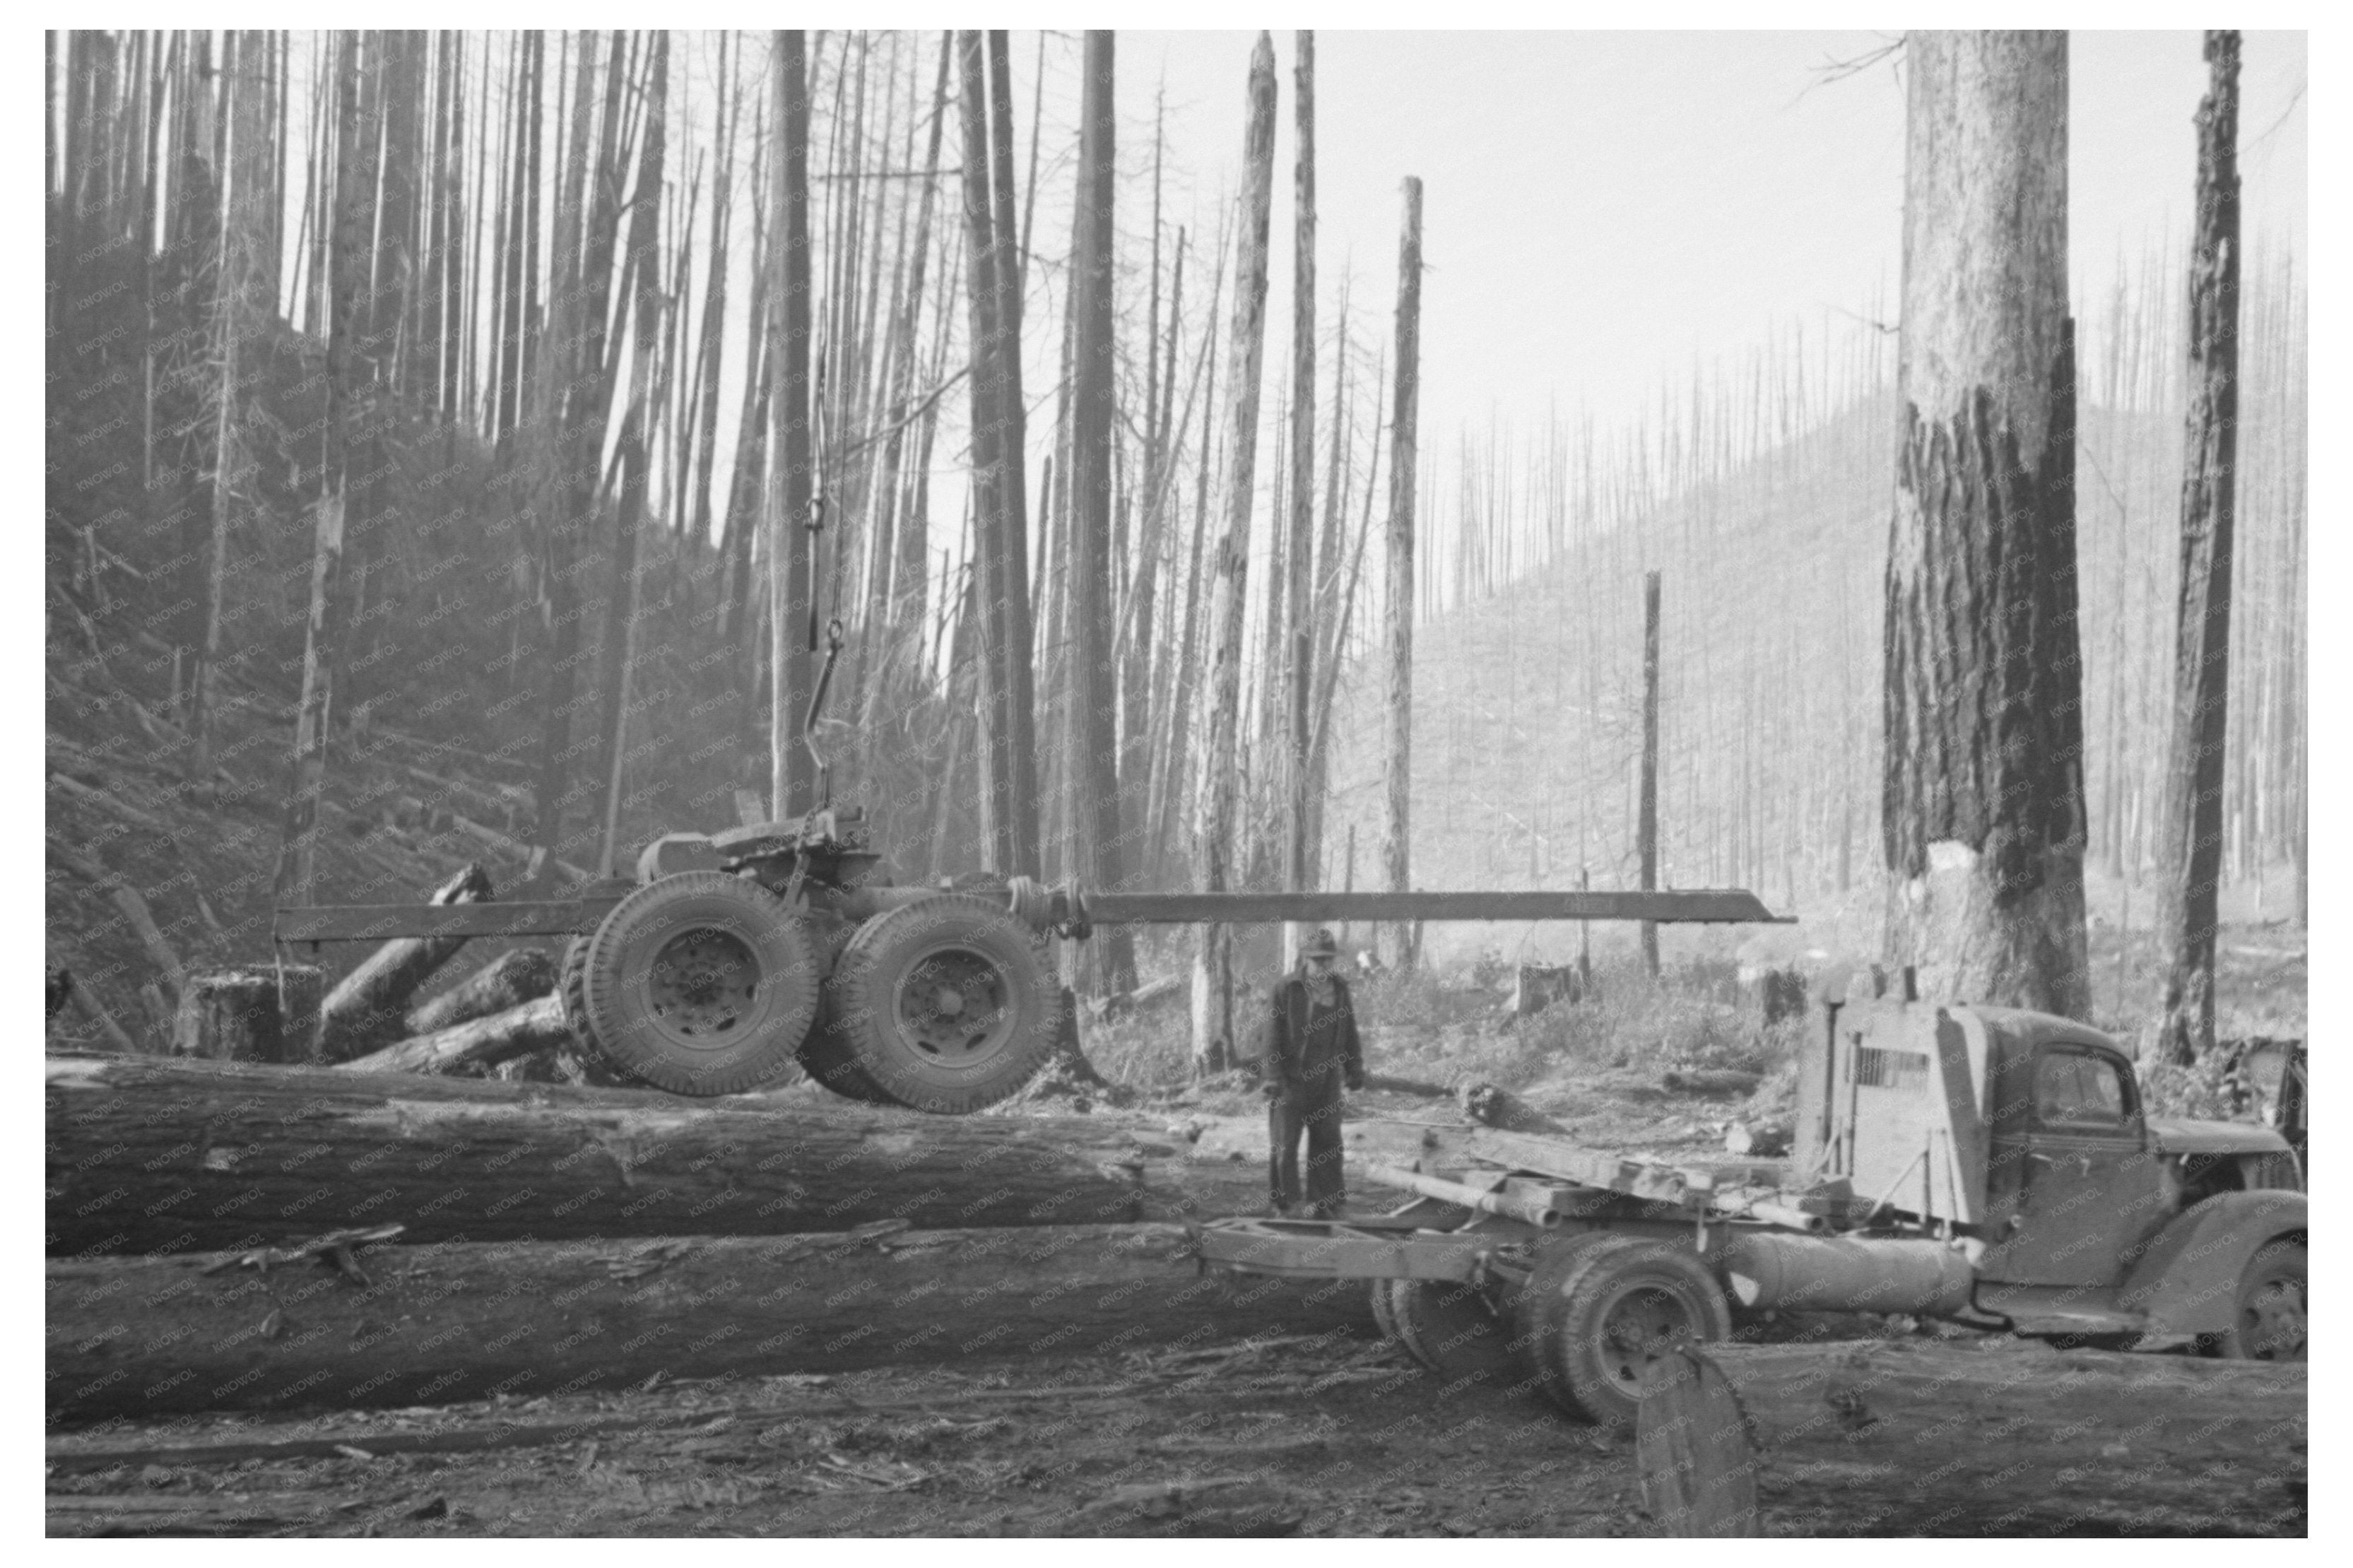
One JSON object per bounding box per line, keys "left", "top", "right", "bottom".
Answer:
{"left": 47, "top": 1324, "right": 2306, "bottom": 1539}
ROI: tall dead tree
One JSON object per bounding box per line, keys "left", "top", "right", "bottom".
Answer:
{"left": 189, "top": 31, "right": 270, "bottom": 784}
{"left": 596, "top": 32, "right": 668, "bottom": 873}
{"left": 1284, "top": 30, "right": 1318, "bottom": 921}
{"left": 1882, "top": 31, "right": 2089, "bottom": 1018}
{"left": 1067, "top": 32, "right": 1134, "bottom": 994}
{"left": 2155, "top": 31, "right": 2243, "bottom": 1064}
{"left": 1639, "top": 569, "right": 1662, "bottom": 978}
{"left": 1191, "top": 33, "right": 1277, "bottom": 1072}
{"left": 1381, "top": 175, "right": 1424, "bottom": 971}
{"left": 276, "top": 33, "right": 367, "bottom": 904}
{"left": 770, "top": 29, "right": 815, "bottom": 819}
{"left": 957, "top": 30, "right": 1027, "bottom": 871}
{"left": 988, "top": 30, "right": 1041, "bottom": 873}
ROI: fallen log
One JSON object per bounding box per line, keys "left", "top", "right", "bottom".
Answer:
{"left": 316, "top": 862, "right": 494, "bottom": 1063}
{"left": 335, "top": 994, "right": 570, "bottom": 1077}
{"left": 45, "top": 1055, "right": 1267, "bottom": 1256}
{"left": 47, "top": 835, "right": 186, "bottom": 998}
{"left": 401, "top": 947, "right": 557, "bottom": 1037}
{"left": 46, "top": 1223, "right": 1370, "bottom": 1422}
{"left": 1711, "top": 1338, "right": 2306, "bottom": 1536}
{"left": 54, "top": 971, "right": 139, "bottom": 1055}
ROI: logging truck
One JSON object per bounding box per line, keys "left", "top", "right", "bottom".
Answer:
{"left": 277, "top": 798, "right": 1783, "bottom": 1110}
{"left": 1195, "top": 985, "right": 2307, "bottom": 1427}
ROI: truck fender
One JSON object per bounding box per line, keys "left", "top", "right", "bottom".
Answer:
{"left": 2116, "top": 1189, "right": 2307, "bottom": 1336}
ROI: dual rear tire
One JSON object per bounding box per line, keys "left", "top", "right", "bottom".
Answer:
{"left": 558, "top": 878, "right": 1058, "bottom": 1112}
{"left": 1371, "top": 1232, "right": 1734, "bottom": 1429}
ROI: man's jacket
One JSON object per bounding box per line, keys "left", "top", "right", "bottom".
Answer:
{"left": 1260, "top": 974, "right": 1364, "bottom": 1106}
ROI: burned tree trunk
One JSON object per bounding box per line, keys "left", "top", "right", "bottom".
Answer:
{"left": 1639, "top": 570, "right": 1661, "bottom": 979}
{"left": 769, "top": 29, "right": 815, "bottom": 819}
{"left": 2155, "top": 32, "right": 2243, "bottom": 1066}
{"left": 1882, "top": 31, "right": 2089, "bottom": 1018}
{"left": 45, "top": 1056, "right": 1266, "bottom": 1256}
{"left": 1190, "top": 34, "right": 1278, "bottom": 1073}
{"left": 1067, "top": 32, "right": 1133, "bottom": 995}
{"left": 47, "top": 1222, "right": 1368, "bottom": 1422}
{"left": 1285, "top": 31, "right": 1318, "bottom": 910}
{"left": 1380, "top": 175, "right": 1423, "bottom": 972}
{"left": 274, "top": 34, "right": 367, "bottom": 904}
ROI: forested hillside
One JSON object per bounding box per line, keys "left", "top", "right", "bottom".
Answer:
{"left": 1325, "top": 245, "right": 2307, "bottom": 967}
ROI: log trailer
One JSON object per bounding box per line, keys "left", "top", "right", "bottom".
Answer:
{"left": 276, "top": 797, "right": 1785, "bottom": 1111}
{"left": 1194, "top": 987, "right": 2307, "bottom": 1427}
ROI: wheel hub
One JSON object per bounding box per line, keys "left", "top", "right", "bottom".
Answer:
{"left": 2245, "top": 1278, "right": 2307, "bottom": 1361}
{"left": 646, "top": 927, "right": 761, "bottom": 1046}
{"left": 896, "top": 948, "right": 1012, "bottom": 1059}
{"left": 1598, "top": 1285, "right": 1690, "bottom": 1389}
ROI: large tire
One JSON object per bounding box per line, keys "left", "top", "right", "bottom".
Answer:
{"left": 791, "top": 912, "right": 898, "bottom": 1104}
{"left": 1386, "top": 1278, "right": 1523, "bottom": 1392}
{"left": 576, "top": 872, "right": 822, "bottom": 1097}
{"left": 2201, "top": 1241, "right": 2307, "bottom": 1362}
{"left": 818, "top": 893, "right": 1058, "bottom": 1114}
{"left": 1512, "top": 1233, "right": 1733, "bottom": 1429}
{"left": 1369, "top": 1279, "right": 1401, "bottom": 1346}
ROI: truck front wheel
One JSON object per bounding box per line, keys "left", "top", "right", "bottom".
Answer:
{"left": 2202, "top": 1241, "right": 2307, "bottom": 1362}
{"left": 1514, "top": 1234, "right": 1733, "bottom": 1427}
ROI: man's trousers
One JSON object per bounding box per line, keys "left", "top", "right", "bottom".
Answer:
{"left": 1268, "top": 1090, "right": 1346, "bottom": 1217}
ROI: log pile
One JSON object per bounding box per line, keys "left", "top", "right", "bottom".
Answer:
{"left": 315, "top": 861, "right": 494, "bottom": 1061}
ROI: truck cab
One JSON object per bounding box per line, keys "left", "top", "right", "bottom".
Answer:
{"left": 1800, "top": 991, "right": 2303, "bottom": 1350}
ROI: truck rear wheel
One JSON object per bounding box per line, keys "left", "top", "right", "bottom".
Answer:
{"left": 817, "top": 894, "right": 1057, "bottom": 1114}
{"left": 576, "top": 872, "right": 822, "bottom": 1097}
{"left": 792, "top": 912, "right": 898, "bottom": 1104}
{"left": 2202, "top": 1241, "right": 2306, "bottom": 1362}
{"left": 1514, "top": 1233, "right": 1733, "bottom": 1428}
{"left": 1385, "top": 1278, "right": 1523, "bottom": 1391}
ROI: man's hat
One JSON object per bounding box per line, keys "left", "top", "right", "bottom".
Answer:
{"left": 1301, "top": 927, "right": 1340, "bottom": 960}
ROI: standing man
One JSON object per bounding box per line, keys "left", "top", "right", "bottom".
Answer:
{"left": 1261, "top": 927, "right": 1367, "bottom": 1217}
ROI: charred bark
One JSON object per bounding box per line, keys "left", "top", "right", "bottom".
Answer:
{"left": 2154, "top": 32, "right": 2243, "bottom": 1066}
{"left": 1881, "top": 31, "right": 2088, "bottom": 1018}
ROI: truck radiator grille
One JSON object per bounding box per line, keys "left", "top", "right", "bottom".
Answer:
{"left": 1854, "top": 1046, "right": 1928, "bottom": 1092}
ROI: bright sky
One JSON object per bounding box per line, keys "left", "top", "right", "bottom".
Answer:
{"left": 1080, "top": 30, "right": 2308, "bottom": 442}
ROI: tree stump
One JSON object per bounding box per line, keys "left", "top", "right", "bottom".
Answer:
{"left": 170, "top": 967, "right": 319, "bottom": 1063}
